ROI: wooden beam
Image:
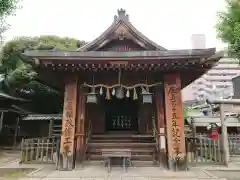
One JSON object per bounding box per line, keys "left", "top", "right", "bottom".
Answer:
{"left": 155, "top": 88, "right": 166, "bottom": 167}
{"left": 75, "top": 87, "right": 86, "bottom": 166}
{"left": 164, "top": 74, "right": 186, "bottom": 170}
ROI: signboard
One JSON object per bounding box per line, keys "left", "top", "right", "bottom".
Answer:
{"left": 60, "top": 76, "right": 78, "bottom": 156}
{"left": 164, "top": 74, "right": 186, "bottom": 160}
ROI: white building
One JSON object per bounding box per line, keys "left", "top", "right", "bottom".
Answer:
{"left": 182, "top": 34, "right": 240, "bottom": 101}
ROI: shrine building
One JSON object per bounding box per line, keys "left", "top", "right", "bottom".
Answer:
{"left": 22, "top": 9, "right": 222, "bottom": 170}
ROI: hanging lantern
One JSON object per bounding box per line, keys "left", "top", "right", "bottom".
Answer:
{"left": 141, "top": 88, "right": 152, "bottom": 104}
{"left": 86, "top": 87, "right": 98, "bottom": 104}
{"left": 86, "top": 92, "right": 98, "bottom": 104}
{"left": 116, "top": 86, "right": 124, "bottom": 99}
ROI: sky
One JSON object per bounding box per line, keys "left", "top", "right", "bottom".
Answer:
{"left": 4, "top": 0, "right": 226, "bottom": 50}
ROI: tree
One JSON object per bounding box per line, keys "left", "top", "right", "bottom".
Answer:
{"left": 0, "top": 0, "right": 21, "bottom": 45}
{"left": 216, "top": 0, "right": 240, "bottom": 57}
{"left": 0, "top": 35, "right": 87, "bottom": 113}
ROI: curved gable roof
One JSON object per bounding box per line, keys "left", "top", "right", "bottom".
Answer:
{"left": 78, "top": 9, "right": 167, "bottom": 51}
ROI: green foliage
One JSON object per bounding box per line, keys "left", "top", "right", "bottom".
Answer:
{"left": 0, "top": 35, "right": 87, "bottom": 113}
{"left": 0, "top": 0, "right": 21, "bottom": 43}
{"left": 0, "top": 36, "right": 86, "bottom": 76}
{"left": 183, "top": 107, "right": 188, "bottom": 119}
{"left": 0, "top": 0, "right": 20, "bottom": 17}
{"left": 216, "top": 0, "right": 240, "bottom": 57}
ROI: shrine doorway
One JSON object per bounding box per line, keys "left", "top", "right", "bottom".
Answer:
{"left": 104, "top": 97, "right": 139, "bottom": 132}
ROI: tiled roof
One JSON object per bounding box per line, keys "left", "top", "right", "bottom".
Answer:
{"left": 22, "top": 114, "right": 62, "bottom": 121}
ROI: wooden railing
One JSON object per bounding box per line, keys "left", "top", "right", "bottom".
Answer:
{"left": 20, "top": 136, "right": 58, "bottom": 164}
{"left": 152, "top": 118, "right": 160, "bottom": 164}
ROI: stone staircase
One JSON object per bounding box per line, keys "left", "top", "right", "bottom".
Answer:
{"left": 86, "top": 133, "right": 157, "bottom": 166}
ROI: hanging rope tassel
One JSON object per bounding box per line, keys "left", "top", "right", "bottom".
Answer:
{"left": 133, "top": 88, "right": 138, "bottom": 100}
{"left": 106, "top": 87, "right": 111, "bottom": 100}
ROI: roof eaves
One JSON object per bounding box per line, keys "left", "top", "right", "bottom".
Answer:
{"left": 77, "top": 21, "right": 119, "bottom": 52}
{"left": 205, "top": 51, "right": 224, "bottom": 64}
{"left": 125, "top": 21, "right": 167, "bottom": 51}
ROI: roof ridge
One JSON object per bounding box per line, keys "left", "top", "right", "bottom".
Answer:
{"left": 77, "top": 9, "right": 166, "bottom": 51}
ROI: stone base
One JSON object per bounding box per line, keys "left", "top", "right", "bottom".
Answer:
{"left": 56, "top": 154, "right": 74, "bottom": 171}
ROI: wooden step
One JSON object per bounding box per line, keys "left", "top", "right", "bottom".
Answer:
{"left": 84, "top": 160, "right": 157, "bottom": 167}
{"left": 91, "top": 134, "right": 153, "bottom": 139}
{"left": 88, "top": 148, "right": 154, "bottom": 153}
{"left": 87, "top": 154, "right": 153, "bottom": 161}
{"left": 89, "top": 139, "right": 153, "bottom": 143}
{"left": 88, "top": 142, "right": 155, "bottom": 147}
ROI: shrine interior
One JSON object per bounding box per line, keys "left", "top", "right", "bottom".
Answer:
{"left": 104, "top": 97, "right": 139, "bottom": 132}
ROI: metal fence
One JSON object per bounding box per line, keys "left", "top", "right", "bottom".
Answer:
{"left": 228, "top": 134, "right": 240, "bottom": 156}
{"left": 20, "top": 136, "right": 59, "bottom": 164}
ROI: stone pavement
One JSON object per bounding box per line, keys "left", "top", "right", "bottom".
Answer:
{"left": 0, "top": 152, "right": 232, "bottom": 180}
{"left": 0, "top": 151, "right": 20, "bottom": 167}
{"left": 8, "top": 164, "right": 226, "bottom": 180}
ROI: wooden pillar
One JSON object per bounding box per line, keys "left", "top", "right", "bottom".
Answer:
{"left": 164, "top": 74, "right": 186, "bottom": 170}
{"left": 155, "top": 88, "right": 166, "bottom": 167}
{"left": 58, "top": 75, "right": 78, "bottom": 171}
{"left": 75, "top": 87, "right": 86, "bottom": 166}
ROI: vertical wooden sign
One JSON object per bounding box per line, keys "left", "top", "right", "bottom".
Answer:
{"left": 60, "top": 76, "right": 78, "bottom": 158}
{"left": 164, "top": 74, "right": 185, "bottom": 161}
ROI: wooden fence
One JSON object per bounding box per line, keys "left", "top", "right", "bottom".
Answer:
{"left": 20, "top": 133, "right": 240, "bottom": 166}
{"left": 20, "top": 136, "right": 59, "bottom": 164}
{"left": 186, "top": 133, "right": 240, "bottom": 165}
{"left": 186, "top": 134, "right": 224, "bottom": 165}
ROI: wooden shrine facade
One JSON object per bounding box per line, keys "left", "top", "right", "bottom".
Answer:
{"left": 21, "top": 9, "right": 223, "bottom": 170}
